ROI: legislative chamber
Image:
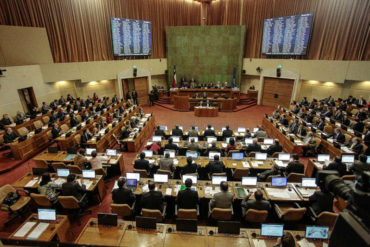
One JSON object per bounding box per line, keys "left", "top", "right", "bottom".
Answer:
{"left": 0, "top": 0, "right": 369, "bottom": 247}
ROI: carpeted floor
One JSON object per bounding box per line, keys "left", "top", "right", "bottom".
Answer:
{"left": 0, "top": 104, "right": 299, "bottom": 242}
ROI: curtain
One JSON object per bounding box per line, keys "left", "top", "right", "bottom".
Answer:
{"left": 0, "top": 0, "right": 368, "bottom": 62}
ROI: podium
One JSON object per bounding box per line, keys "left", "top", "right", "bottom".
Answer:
{"left": 194, "top": 107, "right": 218, "bottom": 117}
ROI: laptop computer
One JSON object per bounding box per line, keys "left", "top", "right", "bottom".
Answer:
{"left": 38, "top": 209, "right": 56, "bottom": 221}
{"left": 126, "top": 178, "right": 137, "bottom": 191}
{"left": 182, "top": 175, "right": 197, "bottom": 184}
{"left": 278, "top": 153, "right": 291, "bottom": 161}
{"left": 212, "top": 176, "right": 227, "bottom": 185}
{"left": 218, "top": 221, "right": 240, "bottom": 235}
{"left": 164, "top": 150, "right": 176, "bottom": 158}
{"left": 302, "top": 178, "right": 317, "bottom": 188}
{"left": 159, "top": 126, "right": 167, "bottom": 131}
{"left": 188, "top": 137, "right": 199, "bottom": 142}
{"left": 263, "top": 138, "right": 274, "bottom": 145}
{"left": 86, "top": 148, "right": 96, "bottom": 155}
{"left": 245, "top": 138, "right": 253, "bottom": 144}
{"left": 207, "top": 137, "right": 217, "bottom": 143}
{"left": 143, "top": 150, "right": 154, "bottom": 158}
{"left": 231, "top": 152, "right": 244, "bottom": 160}
{"left": 271, "top": 177, "right": 287, "bottom": 187}
{"left": 261, "top": 224, "right": 284, "bottom": 237}
{"left": 237, "top": 127, "right": 246, "bottom": 133}
{"left": 106, "top": 149, "right": 117, "bottom": 156}
{"left": 136, "top": 216, "right": 156, "bottom": 229}
{"left": 154, "top": 174, "right": 168, "bottom": 183}
{"left": 341, "top": 154, "right": 354, "bottom": 163}
{"left": 186, "top": 151, "right": 198, "bottom": 159}
{"left": 82, "top": 170, "right": 95, "bottom": 179}
{"left": 97, "top": 213, "right": 118, "bottom": 227}
{"left": 171, "top": 136, "right": 180, "bottom": 143}
{"left": 176, "top": 219, "right": 197, "bottom": 233}
{"left": 57, "top": 169, "right": 70, "bottom": 177}
{"left": 255, "top": 153, "right": 267, "bottom": 161}
{"left": 209, "top": 152, "right": 221, "bottom": 159}
{"left": 305, "top": 226, "right": 329, "bottom": 240}
{"left": 152, "top": 136, "right": 162, "bottom": 142}
{"left": 126, "top": 172, "right": 140, "bottom": 181}
{"left": 317, "top": 154, "right": 330, "bottom": 162}
{"left": 241, "top": 177, "right": 257, "bottom": 186}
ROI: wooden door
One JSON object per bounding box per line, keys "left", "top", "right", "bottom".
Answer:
{"left": 134, "top": 77, "right": 149, "bottom": 105}
{"left": 261, "top": 77, "right": 294, "bottom": 108}
{"left": 121, "top": 79, "right": 129, "bottom": 99}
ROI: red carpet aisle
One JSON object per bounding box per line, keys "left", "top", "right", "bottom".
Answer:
{"left": 0, "top": 105, "right": 295, "bottom": 242}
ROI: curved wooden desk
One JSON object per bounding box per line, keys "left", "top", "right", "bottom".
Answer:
{"left": 194, "top": 107, "right": 218, "bottom": 117}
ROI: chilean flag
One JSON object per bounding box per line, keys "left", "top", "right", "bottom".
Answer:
{"left": 173, "top": 65, "right": 177, "bottom": 88}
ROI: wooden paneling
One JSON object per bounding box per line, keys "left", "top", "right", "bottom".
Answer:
{"left": 134, "top": 77, "right": 149, "bottom": 105}
{"left": 261, "top": 77, "right": 294, "bottom": 108}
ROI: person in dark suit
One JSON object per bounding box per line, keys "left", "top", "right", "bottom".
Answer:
{"left": 181, "top": 157, "right": 198, "bottom": 176}
{"left": 210, "top": 181, "right": 233, "bottom": 209}
{"left": 204, "top": 125, "right": 215, "bottom": 137}
{"left": 132, "top": 90, "right": 138, "bottom": 105}
{"left": 206, "top": 155, "right": 225, "bottom": 176}
{"left": 334, "top": 110, "right": 344, "bottom": 122}
{"left": 356, "top": 108, "right": 367, "bottom": 121}
{"left": 349, "top": 154, "right": 370, "bottom": 177}
{"left": 0, "top": 114, "right": 13, "bottom": 129}
{"left": 266, "top": 139, "right": 283, "bottom": 156}
{"left": 245, "top": 139, "right": 261, "bottom": 154}
{"left": 222, "top": 125, "right": 233, "bottom": 139}
{"left": 206, "top": 142, "right": 221, "bottom": 156}
{"left": 3, "top": 128, "right": 18, "bottom": 143}
{"left": 341, "top": 115, "right": 351, "bottom": 127}
{"left": 120, "top": 123, "right": 131, "bottom": 140}
{"left": 164, "top": 138, "right": 178, "bottom": 151}
{"left": 112, "top": 94, "right": 118, "bottom": 103}
{"left": 364, "top": 126, "right": 370, "bottom": 147}
{"left": 296, "top": 124, "right": 307, "bottom": 137}
{"left": 305, "top": 111, "right": 314, "bottom": 123}
{"left": 57, "top": 110, "right": 65, "bottom": 121}
{"left": 324, "top": 156, "right": 347, "bottom": 177}
{"left": 285, "top": 154, "right": 304, "bottom": 175}
{"left": 141, "top": 181, "right": 164, "bottom": 212}
{"left": 176, "top": 178, "right": 198, "bottom": 210}
{"left": 69, "top": 113, "right": 79, "bottom": 127}
{"left": 154, "top": 126, "right": 165, "bottom": 136}
{"left": 279, "top": 115, "right": 289, "bottom": 127}
{"left": 80, "top": 129, "right": 92, "bottom": 146}
{"left": 317, "top": 117, "right": 326, "bottom": 131}
{"left": 289, "top": 120, "right": 299, "bottom": 134}
{"left": 347, "top": 137, "right": 363, "bottom": 154}
{"left": 332, "top": 128, "right": 345, "bottom": 144}
{"left": 134, "top": 152, "right": 151, "bottom": 173}
{"left": 112, "top": 178, "right": 135, "bottom": 206}
{"left": 172, "top": 125, "right": 183, "bottom": 136}
{"left": 58, "top": 96, "right": 65, "bottom": 105}
{"left": 308, "top": 183, "right": 334, "bottom": 214}
{"left": 352, "top": 120, "right": 364, "bottom": 134}
{"left": 62, "top": 174, "right": 87, "bottom": 207}
{"left": 241, "top": 189, "right": 271, "bottom": 216}
{"left": 321, "top": 108, "right": 333, "bottom": 118}
{"left": 51, "top": 123, "right": 62, "bottom": 139}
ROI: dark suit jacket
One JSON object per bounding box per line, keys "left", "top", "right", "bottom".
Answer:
{"left": 222, "top": 129, "right": 233, "bottom": 138}
{"left": 141, "top": 191, "right": 163, "bottom": 211}
{"left": 154, "top": 129, "right": 165, "bottom": 136}
{"left": 206, "top": 161, "right": 225, "bottom": 174}
{"left": 309, "top": 191, "right": 334, "bottom": 214}
{"left": 62, "top": 181, "right": 86, "bottom": 200}
{"left": 286, "top": 161, "right": 304, "bottom": 174}
{"left": 51, "top": 128, "right": 61, "bottom": 139}
{"left": 204, "top": 129, "right": 215, "bottom": 137}
{"left": 176, "top": 188, "right": 198, "bottom": 209}
{"left": 351, "top": 142, "right": 363, "bottom": 154}
{"left": 245, "top": 143, "right": 261, "bottom": 153}
{"left": 352, "top": 122, "right": 364, "bottom": 133}
{"left": 181, "top": 163, "right": 198, "bottom": 175}
{"left": 266, "top": 144, "right": 283, "bottom": 156}
{"left": 242, "top": 198, "right": 271, "bottom": 212}
{"left": 120, "top": 129, "right": 131, "bottom": 139}
{"left": 4, "top": 132, "right": 18, "bottom": 143}
{"left": 112, "top": 188, "right": 135, "bottom": 206}
{"left": 317, "top": 121, "right": 325, "bottom": 130}
{"left": 80, "top": 133, "right": 91, "bottom": 144}
{"left": 334, "top": 133, "right": 345, "bottom": 144}
{"left": 172, "top": 129, "right": 183, "bottom": 136}
{"left": 134, "top": 159, "right": 150, "bottom": 172}
{"left": 364, "top": 133, "right": 370, "bottom": 147}
{"left": 324, "top": 161, "right": 347, "bottom": 177}
{"left": 350, "top": 161, "right": 370, "bottom": 176}
{"left": 280, "top": 118, "right": 289, "bottom": 127}
{"left": 164, "top": 143, "right": 178, "bottom": 151}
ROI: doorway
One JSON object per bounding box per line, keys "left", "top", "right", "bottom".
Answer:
{"left": 134, "top": 77, "right": 149, "bottom": 105}
{"left": 121, "top": 79, "right": 135, "bottom": 99}
{"left": 261, "top": 77, "right": 294, "bottom": 108}
{"left": 18, "top": 87, "right": 38, "bottom": 113}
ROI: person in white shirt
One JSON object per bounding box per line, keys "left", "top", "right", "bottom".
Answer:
{"left": 90, "top": 151, "right": 110, "bottom": 169}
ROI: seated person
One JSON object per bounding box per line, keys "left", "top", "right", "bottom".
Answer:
{"left": 225, "top": 138, "right": 237, "bottom": 153}
{"left": 349, "top": 154, "right": 370, "bottom": 177}
{"left": 181, "top": 157, "right": 198, "bottom": 176}
{"left": 172, "top": 125, "right": 183, "bottom": 136}
{"left": 145, "top": 141, "right": 162, "bottom": 154}
{"left": 164, "top": 138, "right": 178, "bottom": 151}
{"left": 302, "top": 132, "right": 316, "bottom": 156}
{"left": 285, "top": 154, "right": 304, "bottom": 175}
{"left": 141, "top": 181, "right": 164, "bottom": 212}
{"left": 74, "top": 149, "right": 88, "bottom": 169}
{"left": 112, "top": 178, "right": 135, "bottom": 206}
{"left": 308, "top": 182, "right": 334, "bottom": 214}
{"left": 222, "top": 125, "right": 233, "bottom": 138}
{"left": 154, "top": 126, "right": 165, "bottom": 136}
{"left": 352, "top": 120, "right": 364, "bottom": 134}
{"left": 210, "top": 181, "right": 233, "bottom": 209}
{"left": 1, "top": 114, "right": 13, "bottom": 129}
{"left": 29, "top": 106, "right": 40, "bottom": 118}
{"left": 176, "top": 178, "right": 199, "bottom": 210}
{"left": 324, "top": 156, "right": 347, "bottom": 177}
{"left": 243, "top": 129, "right": 252, "bottom": 138}
{"left": 188, "top": 126, "right": 198, "bottom": 137}
{"left": 266, "top": 139, "right": 283, "bottom": 156}
{"left": 188, "top": 138, "right": 201, "bottom": 152}
{"left": 62, "top": 174, "right": 88, "bottom": 207}
{"left": 289, "top": 120, "right": 299, "bottom": 134}
{"left": 347, "top": 137, "right": 363, "bottom": 154}
{"left": 241, "top": 189, "right": 271, "bottom": 216}
{"left": 204, "top": 125, "right": 215, "bottom": 137}
{"left": 38, "top": 172, "right": 61, "bottom": 203}
{"left": 80, "top": 129, "right": 92, "bottom": 147}
{"left": 69, "top": 113, "right": 80, "bottom": 127}
{"left": 279, "top": 115, "right": 289, "bottom": 127}
{"left": 206, "top": 155, "right": 225, "bottom": 175}
{"left": 90, "top": 151, "right": 109, "bottom": 170}
{"left": 332, "top": 128, "right": 345, "bottom": 144}
{"left": 134, "top": 152, "right": 151, "bottom": 173}
{"left": 15, "top": 111, "right": 26, "bottom": 124}
{"left": 272, "top": 110, "right": 280, "bottom": 120}
{"left": 245, "top": 139, "right": 261, "bottom": 154}
{"left": 51, "top": 123, "right": 62, "bottom": 139}
{"left": 120, "top": 123, "right": 132, "bottom": 139}
{"left": 316, "top": 117, "right": 326, "bottom": 130}
{"left": 158, "top": 152, "right": 174, "bottom": 173}
{"left": 273, "top": 232, "right": 296, "bottom": 247}
{"left": 249, "top": 85, "right": 255, "bottom": 90}
{"left": 296, "top": 124, "right": 307, "bottom": 137}
{"left": 206, "top": 142, "right": 221, "bottom": 155}
{"left": 3, "top": 127, "right": 18, "bottom": 143}
{"left": 253, "top": 126, "right": 267, "bottom": 138}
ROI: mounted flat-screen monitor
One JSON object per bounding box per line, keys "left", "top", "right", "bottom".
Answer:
{"left": 111, "top": 17, "right": 152, "bottom": 56}
{"left": 261, "top": 13, "right": 314, "bottom": 55}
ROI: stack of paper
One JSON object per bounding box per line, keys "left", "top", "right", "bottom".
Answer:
{"left": 173, "top": 159, "right": 179, "bottom": 165}
{"left": 53, "top": 178, "right": 65, "bottom": 185}
{"left": 242, "top": 162, "right": 249, "bottom": 168}
{"left": 275, "top": 160, "right": 288, "bottom": 168}
{"left": 142, "top": 184, "right": 149, "bottom": 193}
{"left": 165, "top": 188, "right": 172, "bottom": 196}
{"left": 27, "top": 222, "right": 49, "bottom": 240}
{"left": 252, "top": 239, "right": 267, "bottom": 247}
{"left": 221, "top": 143, "right": 227, "bottom": 148}
{"left": 25, "top": 178, "right": 39, "bottom": 188}
{"left": 13, "top": 222, "right": 37, "bottom": 237}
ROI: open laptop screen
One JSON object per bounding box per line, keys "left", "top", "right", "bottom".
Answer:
{"left": 305, "top": 226, "right": 329, "bottom": 239}
{"left": 38, "top": 209, "right": 56, "bottom": 221}
{"left": 261, "top": 224, "right": 284, "bottom": 237}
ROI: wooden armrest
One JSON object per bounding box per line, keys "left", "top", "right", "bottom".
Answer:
{"left": 274, "top": 204, "right": 283, "bottom": 218}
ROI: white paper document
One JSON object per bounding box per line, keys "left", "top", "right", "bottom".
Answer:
{"left": 165, "top": 188, "right": 172, "bottom": 196}
{"left": 252, "top": 239, "right": 267, "bottom": 247}
{"left": 25, "top": 179, "right": 39, "bottom": 187}
{"left": 27, "top": 222, "right": 49, "bottom": 240}
{"left": 298, "top": 239, "right": 316, "bottom": 247}
{"left": 242, "top": 162, "right": 249, "bottom": 168}
{"left": 13, "top": 222, "right": 37, "bottom": 237}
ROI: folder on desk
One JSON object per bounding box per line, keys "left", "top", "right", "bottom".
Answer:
{"left": 64, "top": 154, "right": 75, "bottom": 161}
{"left": 236, "top": 187, "right": 247, "bottom": 198}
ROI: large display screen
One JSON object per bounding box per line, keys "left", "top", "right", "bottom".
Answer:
{"left": 111, "top": 17, "right": 152, "bottom": 56}
{"left": 261, "top": 13, "right": 314, "bottom": 55}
